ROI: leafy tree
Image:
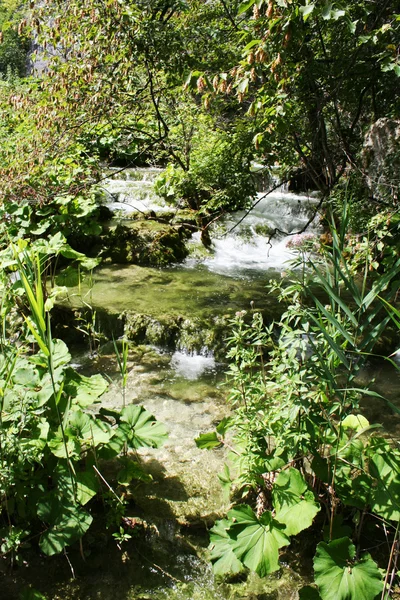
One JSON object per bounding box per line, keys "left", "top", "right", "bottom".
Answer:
{"left": 0, "top": 0, "right": 30, "bottom": 76}
{"left": 194, "top": 0, "right": 400, "bottom": 194}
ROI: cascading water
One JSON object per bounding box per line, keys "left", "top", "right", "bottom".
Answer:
{"left": 103, "top": 166, "right": 321, "bottom": 278}
{"left": 55, "top": 168, "right": 399, "bottom": 600}
{"left": 191, "top": 189, "right": 321, "bottom": 276}
{"left": 101, "top": 167, "right": 170, "bottom": 214}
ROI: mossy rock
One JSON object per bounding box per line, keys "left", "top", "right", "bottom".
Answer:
{"left": 101, "top": 222, "right": 189, "bottom": 266}
{"left": 123, "top": 311, "right": 231, "bottom": 356}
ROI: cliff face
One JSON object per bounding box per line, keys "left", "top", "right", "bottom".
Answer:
{"left": 363, "top": 118, "right": 400, "bottom": 203}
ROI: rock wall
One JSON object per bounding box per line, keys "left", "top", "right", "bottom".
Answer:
{"left": 362, "top": 118, "right": 400, "bottom": 203}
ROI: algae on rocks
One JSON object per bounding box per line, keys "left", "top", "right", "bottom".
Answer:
{"left": 101, "top": 221, "right": 190, "bottom": 266}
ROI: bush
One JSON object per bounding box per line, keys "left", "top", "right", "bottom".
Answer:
{"left": 155, "top": 126, "right": 256, "bottom": 216}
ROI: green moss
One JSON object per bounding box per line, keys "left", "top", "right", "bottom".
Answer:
{"left": 100, "top": 222, "right": 189, "bottom": 266}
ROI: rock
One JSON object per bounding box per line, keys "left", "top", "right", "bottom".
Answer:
{"left": 102, "top": 222, "right": 189, "bottom": 266}
{"left": 362, "top": 118, "right": 400, "bottom": 203}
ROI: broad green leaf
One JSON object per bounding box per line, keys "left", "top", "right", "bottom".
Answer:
{"left": 40, "top": 505, "right": 93, "bottom": 556}
{"left": 299, "top": 4, "right": 315, "bottom": 21}
{"left": 120, "top": 405, "right": 168, "bottom": 449}
{"left": 80, "top": 256, "right": 101, "bottom": 270}
{"left": 342, "top": 414, "right": 369, "bottom": 432}
{"left": 64, "top": 369, "right": 108, "bottom": 407}
{"left": 12, "top": 366, "right": 40, "bottom": 387}
{"left": 331, "top": 9, "right": 345, "bottom": 20}
{"left": 49, "top": 339, "right": 71, "bottom": 368}
{"left": 66, "top": 410, "right": 111, "bottom": 446}
{"left": 99, "top": 423, "right": 131, "bottom": 459}
{"left": 238, "top": 0, "right": 256, "bottom": 15}
{"left": 314, "top": 538, "right": 383, "bottom": 600}
{"left": 321, "top": 3, "right": 332, "bottom": 20}
{"left": 195, "top": 431, "right": 222, "bottom": 449}
{"left": 209, "top": 519, "right": 244, "bottom": 577}
{"left": 216, "top": 417, "right": 231, "bottom": 436}
{"left": 369, "top": 452, "right": 400, "bottom": 521}
{"left": 59, "top": 244, "right": 86, "bottom": 262}
{"left": 48, "top": 431, "right": 81, "bottom": 459}
{"left": 76, "top": 470, "right": 99, "bottom": 505}
{"left": 273, "top": 468, "right": 320, "bottom": 536}
{"left": 229, "top": 505, "right": 290, "bottom": 576}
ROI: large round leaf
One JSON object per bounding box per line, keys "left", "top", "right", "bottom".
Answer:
{"left": 209, "top": 519, "right": 245, "bottom": 577}
{"left": 314, "top": 537, "right": 383, "bottom": 600}
{"left": 273, "top": 468, "right": 320, "bottom": 536}
{"left": 120, "top": 405, "right": 168, "bottom": 449}
{"left": 229, "top": 505, "right": 290, "bottom": 577}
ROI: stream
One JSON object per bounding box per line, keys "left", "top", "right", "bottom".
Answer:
{"left": 37, "top": 168, "right": 400, "bottom": 600}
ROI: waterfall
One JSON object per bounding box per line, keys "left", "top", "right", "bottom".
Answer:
{"left": 102, "top": 166, "right": 321, "bottom": 278}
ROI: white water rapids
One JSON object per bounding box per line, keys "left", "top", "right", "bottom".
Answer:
{"left": 103, "top": 167, "right": 322, "bottom": 278}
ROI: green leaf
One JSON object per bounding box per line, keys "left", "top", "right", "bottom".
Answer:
{"left": 237, "top": 78, "right": 249, "bottom": 94}
{"left": 195, "top": 431, "right": 222, "bottom": 449}
{"left": 229, "top": 505, "right": 290, "bottom": 576}
{"left": 243, "top": 39, "right": 262, "bottom": 52}
{"left": 76, "top": 470, "right": 99, "bottom": 505}
{"left": 273, "top": 468, "right": 320, "bottom": 536}
{"left": 39, "top": 504, "right": 93, "bottom": 556}
{"left": 238, "top": 0, "right": 256, "bottom": 16}
{"left": 342, "top": 414, "right": 369, "bottom": 432}
{"left": 120, "top": 405, "right": 168, "bottom": 449}
{"left": 99, "top": 423, "right": 131, "bottom": 459}
{"left": 314, "top": 538, "right": 383, "bottom": 600}
{"left": 80, "top": 256, "right": 101, "bottom": 270}
{"left": 216, "top": 417, "right": 231, "bottom": 436}
{"left": 331, "top": 9, "right": 345, "bottom": 20}
{"left": 369, "top": 452, "right": 400, "bottom": 521}
{"left": 64, "top": 369, "right": 108, "bottom": 407}
{"left": 209, "top": 519, "right": 245, "bottom": 577}
{"left": 299, "top": 4, "right": 315, "bottom": 21}
{"left": 12, "top": 365, "right": 40, "bottom": 387}
{"left": 321, "top": 3, "right": 332, "bottom": 20}
{"left": 48, "top": 431, "right": 81, "bottom": 459}
{"left": 50, "top": 339, "right": 71, "bottom": 368}
{"left": 66, "top": 410, "right": 111, "bottom": 446}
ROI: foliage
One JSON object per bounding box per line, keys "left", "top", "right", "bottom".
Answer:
{"left": 198, "top": 210, "right": 400, "bottom": 597}
{"left": 0, "top": 77, "right": 106, "bottom": 254}
{"left": 192, "top": 0, "right": 400, "bottom": 195}
{"left": 0, "top": 0, "right": 30, "bottom": 77}
{"left": 154, "top": 119, "right": 256, "bottom": 214}
{"left": 314, "top": 538, "right": 383, "bottom": 600}
{"left": 0, "top": 240, "right": 167, "bottom": 563}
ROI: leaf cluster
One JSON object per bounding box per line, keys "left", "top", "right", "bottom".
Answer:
{"left": 198, "top": 210, "right": 400, "bottom": 598}
{"left": 0, "top": 240, "right": 168, "bottom": 562}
